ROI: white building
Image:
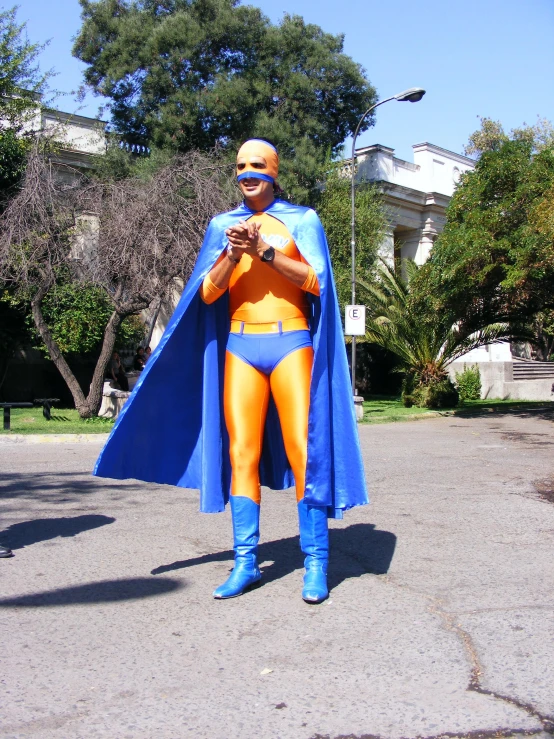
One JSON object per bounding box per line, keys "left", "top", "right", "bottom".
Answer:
{"left": 36, "top": 108, "right": 106, "bottom": 177}
{"left": 353, "top": 142, "right": 474, "bottom": 265}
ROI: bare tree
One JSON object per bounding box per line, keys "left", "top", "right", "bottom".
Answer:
{"left": 0, "top": 145, "right": 234, "bottom": 417}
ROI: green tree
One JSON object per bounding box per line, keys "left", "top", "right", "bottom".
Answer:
{"left": 0, "top": 7, "right": 51, "bottom": 206}
{"left": 532, "top": 180, "right": 554, "bottom": 240}
{"left": 90, "top": 136, "right": 174, "bottom": 182}
{"left": 12, "top": 277, "right": 146, "bottom": 356}
{"left": 464, "top": 116, "right": 554, "bottom": 158}
{"left": 317, "top": 164, "right": 386, "bottom": 316}
{"left": 414, "top": 138, "right": 554, "bottom": 334}
{"left": 73, "top": 0, "right": 376, "bottom": 202}
{"left": 0, "top": 7, "right": 52, "bottom": 388}
{"left": 529, "top": 310, "right": 554, "bottom": 361}
{"left": 361, "top": 261, "right": 518, "bottom": 408}
{"left": 0, "top": 129, "right": 28, "bottom": 207}
{"left": 0, "top": 7, "right": 49, "bottom": 127}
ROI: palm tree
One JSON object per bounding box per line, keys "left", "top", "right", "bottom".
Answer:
{"left": 358, "top": 260, "right": 520, "bottom": 408}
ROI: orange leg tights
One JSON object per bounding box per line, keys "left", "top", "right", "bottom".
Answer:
{"left": 223, "top": 346, "right": 314, "bottom": 503}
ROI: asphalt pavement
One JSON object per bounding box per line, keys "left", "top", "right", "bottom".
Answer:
{"left": 1, "top": 408, "right": 553, "bottom": 739}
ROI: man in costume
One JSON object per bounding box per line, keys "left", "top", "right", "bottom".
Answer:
{"left": 94, "top": 139, "right": 368, "bottom": 603}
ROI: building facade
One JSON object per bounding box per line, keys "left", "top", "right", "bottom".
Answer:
{"left": 353, "top": 142, "right": 474, "bottom": 266}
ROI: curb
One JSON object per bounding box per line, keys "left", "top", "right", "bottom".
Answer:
{"left": 361, "top": 410, "right": 448, "bottom": 425}
{"left": 0, "top": 433, "right": 109, "bottom": 445}
{"left": 1, "top": 405, "right": 552, "bottom": 440}
{"left": 361, "top": 402, "right": 554, "bottom": 425}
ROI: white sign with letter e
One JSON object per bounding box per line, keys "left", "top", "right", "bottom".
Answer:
{"left": 345, "top": 305, "right": 366, "bottom": 336}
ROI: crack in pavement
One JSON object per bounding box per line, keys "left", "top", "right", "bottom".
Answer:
{"left": 533, "top": 477, "right": 554, "bottom": 505}
{"left": 311, "top": 728, "right": 553, "bottom": 739}
{"left": 425, "top": 597, "right": 554, "bottom": 735}
{"left": 331, "top": 537, "right": 554, "bottom": 739}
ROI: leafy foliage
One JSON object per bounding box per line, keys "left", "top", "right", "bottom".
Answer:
{"left": 90, "top": 137, "right": 176, "bottom": 182}
{"left": 532, "top": 182, "right": 554, "bottom": 241}
{"left": 0, "top": 130, "right": 30, "bottom": 208}
{"left": 454, "top": 365, "right": 482, "bottom": 403}
{"left": 360, "top": 261, "right": 518, "bottom": 409}
{"left": 0, "top": 7, "right": 50, "bottom": 129}
{"left": 528, "top": 310, "right": 554, "bottom": 361}
{"left": 0, "top": 5, "right": 53, "bottom": 386}
{"left": 402, "top": 375, "right": 458, "bottom": 409}
{"left": 0, "top": 7, "right": 51, "bottom": 207}
{"left": 15, "top": 279, "right": 146, "bottom": 355}
{"left": 73, "top": 0, "right": 376, "bottom": 202}
{"left": 317, "top": 164, "right": 386, "bottom": 316}
{"left": 464, "top": 116, "right": 554, "bottom": 158}
{"left": 414, "top": 138, "right": 554, "bottom": 332}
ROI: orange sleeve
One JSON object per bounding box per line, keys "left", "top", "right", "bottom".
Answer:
{"left": 300, "top": 264, "right": 320, "bottom": 296}
{"left": 199, "top": 253, "right": 227, "bottom": 304}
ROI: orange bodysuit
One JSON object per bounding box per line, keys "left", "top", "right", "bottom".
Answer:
{"left": 200, "top": 212, "right": 319, "bottom": 503}
{"left": 200, "top": 212, "right": 319, "bottom": 319}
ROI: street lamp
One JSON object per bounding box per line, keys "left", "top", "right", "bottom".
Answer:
{"left": 349, "top": 87, "right": 426, "bottom": 396}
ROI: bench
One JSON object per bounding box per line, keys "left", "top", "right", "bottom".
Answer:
{"left": 0, "top": 402, "right": 33, "bottom": 431}
{"left": 0, "top": 398, "right": 60, "bottom": 430}
{"left": 34, "top": 398, "right": 61, "bottom": 421}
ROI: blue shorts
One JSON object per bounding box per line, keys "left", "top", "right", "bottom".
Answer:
{"left": 227, "top": 329, "right": 312, "bottom": 375}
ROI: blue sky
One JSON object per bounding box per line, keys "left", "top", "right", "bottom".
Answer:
{"left": 14, "top": 0, "right": 554, "bottom": 162}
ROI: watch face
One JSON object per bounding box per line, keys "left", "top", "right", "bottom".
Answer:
{"left": 261, "top": 246, "right": 275, "bottom": 262}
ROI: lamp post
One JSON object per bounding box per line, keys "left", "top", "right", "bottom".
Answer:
{"left": 349, "top": 87, "right": 426, "bottom": 396}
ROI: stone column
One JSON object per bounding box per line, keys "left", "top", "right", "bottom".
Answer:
{"left": 416, "top": 229, "right": 436, "bottom": 264}
{"left": 416, "top": 216, "right": 439, "bottom": 264}
{"left": 378, "top": 227, "right": 395, "bottom": 266}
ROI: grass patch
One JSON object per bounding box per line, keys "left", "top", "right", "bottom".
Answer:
{"left": 362, "top": 396, "right": 553, "bottom": 424}
{"left": 2, "top": 398, "right": 552, "bottom": 434}
{"left": 0, "top": 407, "right": 114, "bottom": 435}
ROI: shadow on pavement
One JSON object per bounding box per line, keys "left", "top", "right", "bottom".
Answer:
{"left": 0, "top": 470, "right": 148, "bottom": 510}
{"left": 152, "top": 523, "right": 396, "bottom": 594}
{"left": 0, "top": 514, "right": 116, "bottom": 550}
{"left": 0, "top": 577, "right": 184, "bottom": 608}
{"left": 446, "top": 405, "right": 554, "bottom": 424}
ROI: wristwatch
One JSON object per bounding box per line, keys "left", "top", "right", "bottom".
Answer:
{"left": 260, "top": 246, "right": 275, "bottom": 263}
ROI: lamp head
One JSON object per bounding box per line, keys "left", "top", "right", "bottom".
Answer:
{"left": 394, "top": 87, "right": 426, "bottom": 103}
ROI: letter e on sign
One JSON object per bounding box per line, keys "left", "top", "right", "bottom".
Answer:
{"left": 345, "top": 305, "right": 366, "bottom": 336}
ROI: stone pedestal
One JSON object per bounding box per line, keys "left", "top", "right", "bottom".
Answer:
{"left": 353, "top": 395, "right": 364, "bottom": 422}
{"left": 126, "top": 371, "right": 140, "bottom": 391}
{"left": 98, "top": 381, "right": 130, "bottom": 419}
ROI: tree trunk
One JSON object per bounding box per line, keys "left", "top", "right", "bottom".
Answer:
{"left": 31, "top": 283, "right": 89, "bottom": 415}
{"left": 144, "top": 295, "right": 162, "bottom": 349}
{"left": 30, "top": 277, "right": 145, "bottom": 418}
{"left": 533, "top": 319, "right": 551, "bottom": 361}
{"left": 81, "top": 310, "right": 123, "bottom": 417}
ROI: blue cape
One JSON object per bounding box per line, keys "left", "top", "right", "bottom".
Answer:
{"left": 93, "top": 200, "right": 368, "bottom": 518}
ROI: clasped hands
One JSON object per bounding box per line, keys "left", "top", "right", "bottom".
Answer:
{"left": 225, "top": 220, "right": 265, "bottom": 261}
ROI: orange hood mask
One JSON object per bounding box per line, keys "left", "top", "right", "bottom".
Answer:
{"left": 236, "top": 139, "right": 279, "bottom": 184}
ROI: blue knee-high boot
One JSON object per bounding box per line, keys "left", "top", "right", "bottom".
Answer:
{"left": 297, "top": 500, "right": 329, "bottom": 603}
{"left": 213, "top": 496, "right": 262, "bottom": 599}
